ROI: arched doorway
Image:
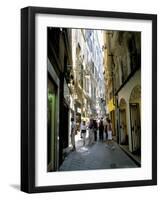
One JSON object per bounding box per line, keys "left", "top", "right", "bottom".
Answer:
{"left": 129, "top": 85, "right": 141, "bottom": 154}
{"left": 119, "top": 98, "right": 128, "bottom": 145}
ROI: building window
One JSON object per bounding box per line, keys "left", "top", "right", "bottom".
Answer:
{"left": 86, "top": 78, "right": 89, "bottom": 94}
{"left": 128, "top": 36, "right": 137, "bottom": 72}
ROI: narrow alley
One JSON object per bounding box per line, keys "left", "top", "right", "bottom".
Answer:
{"left": 47, "top": 27, "right": 141, "bottom": 172}
{"left": 59, "top": 132, "right": 138, "bottom": 171}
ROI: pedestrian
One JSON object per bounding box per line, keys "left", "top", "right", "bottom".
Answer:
{"left": 80, "top": 121, "right": 87, "bottom": 146}
{"left": 99, "top": 118, "right": 104, "bottom": 142}
{"left": 88, "top": 118, "right": 94, "bottom": 145}
{"left": 107, "top": 119, "right": 113, "bottom": 144}
{"left": 93, "top": 119, "right": 98, "bottom": 142}
{"left": 71, "top": 117, "right": 76, "bottom": 151}
{"left": 103, "top": 117, "right": 108, "bottom": 140}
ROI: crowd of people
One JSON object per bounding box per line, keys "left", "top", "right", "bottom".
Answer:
{"left": 70, "top": 117, "right": 113, "bottom": 151}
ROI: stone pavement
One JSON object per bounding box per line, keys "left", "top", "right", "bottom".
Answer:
{"left": 59, "top": 132, "right": 138, "bottom": 171}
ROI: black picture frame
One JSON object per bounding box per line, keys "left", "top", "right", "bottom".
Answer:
{"left": 21, "top": 6, "right": 157, "bottom": 193}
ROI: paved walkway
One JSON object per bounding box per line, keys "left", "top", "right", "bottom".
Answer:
{"left": 59, "top": 132, "right": 138, "bottom": 171}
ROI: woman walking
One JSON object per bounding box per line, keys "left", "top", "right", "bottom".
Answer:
{"left": 88, "top": 118, "right": 94, "bottom": 145}
{"left": 107, "top": 119, "right": 113, "bottom": 143}
{"left": 106, "top": 119, "right": 115, "bottom": 150}
{"left": 80, "top": 121, "right": 87, "bottom": 146}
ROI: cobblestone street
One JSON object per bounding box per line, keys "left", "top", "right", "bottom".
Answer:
{"left": 59, "top": 132, "right": 138, "bottom": 171}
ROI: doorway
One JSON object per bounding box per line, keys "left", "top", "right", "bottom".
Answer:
{"left": 62, "top": 102, "right": 69, "bottom": 149}
{"left": 47, "top": 78, "right": 57, "bottom": 172}
{"left": 119, "top": 109, "right": 128, "bottom": 145}
{"left": 119, "top": 98, "right": 128, "bottom": 146}
{"left": 130, "top": 103, "right": 141, "bottom": 153}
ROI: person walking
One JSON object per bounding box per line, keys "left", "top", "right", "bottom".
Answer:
{"left": 107, "top": 119, "right": 113, "bottom": 144}
{"left": 71, "top": 117, "right": 76, "bottom": 151}
{"left": 99, "top": 118, "right": 104, "bottom": 142}
{"left": 88, "top": 118, "right": 94, "bottom": 145}
{"left": 103, "top": 117, "right": 108, "bottom": 141}
{"left": 93, "top": 119, "right": 98, "bottom": 142}
{"left": 80, "top": 121, "right": 87, "bottom": 146}
{"left": 105, "top": 119, "right": 115, "bottom": 150}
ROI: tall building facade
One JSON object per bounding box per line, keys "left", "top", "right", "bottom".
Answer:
{"left": 47, "top": 27, "right": 73, "bottom": 171}
{"left": 47, "top": 28, "right": 106, "bottom": 171}
{"left": 71, "top": 29, "right": 105, "bottom": 128}
{"left": 104, "top": 31, "right": 141, "bottom": 161}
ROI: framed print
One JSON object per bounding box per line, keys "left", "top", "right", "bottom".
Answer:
{"left": 21, "top": 6, "right": 157, "bottom": 193}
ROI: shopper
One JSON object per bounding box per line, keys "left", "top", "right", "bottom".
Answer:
{"left": 80, "top": 121, "right": 87, "bottom": 146}
{"left": 93, "top": 119, "right": 98, "bottom": 142}
{"left": 107, "top": 119, "right": 113, "bottom": 143}
{"left": 88, "top": 118, "right": 94, "bottom": 145}
{"left": 99, "top": 118, "right": 104, "bottom": 142}
{"left": 103, "top": 117, "right": 108, "bottom": 140}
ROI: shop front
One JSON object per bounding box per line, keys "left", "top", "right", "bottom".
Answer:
{"left": 47, "top": 59, "right": 60, "bottom": 172}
